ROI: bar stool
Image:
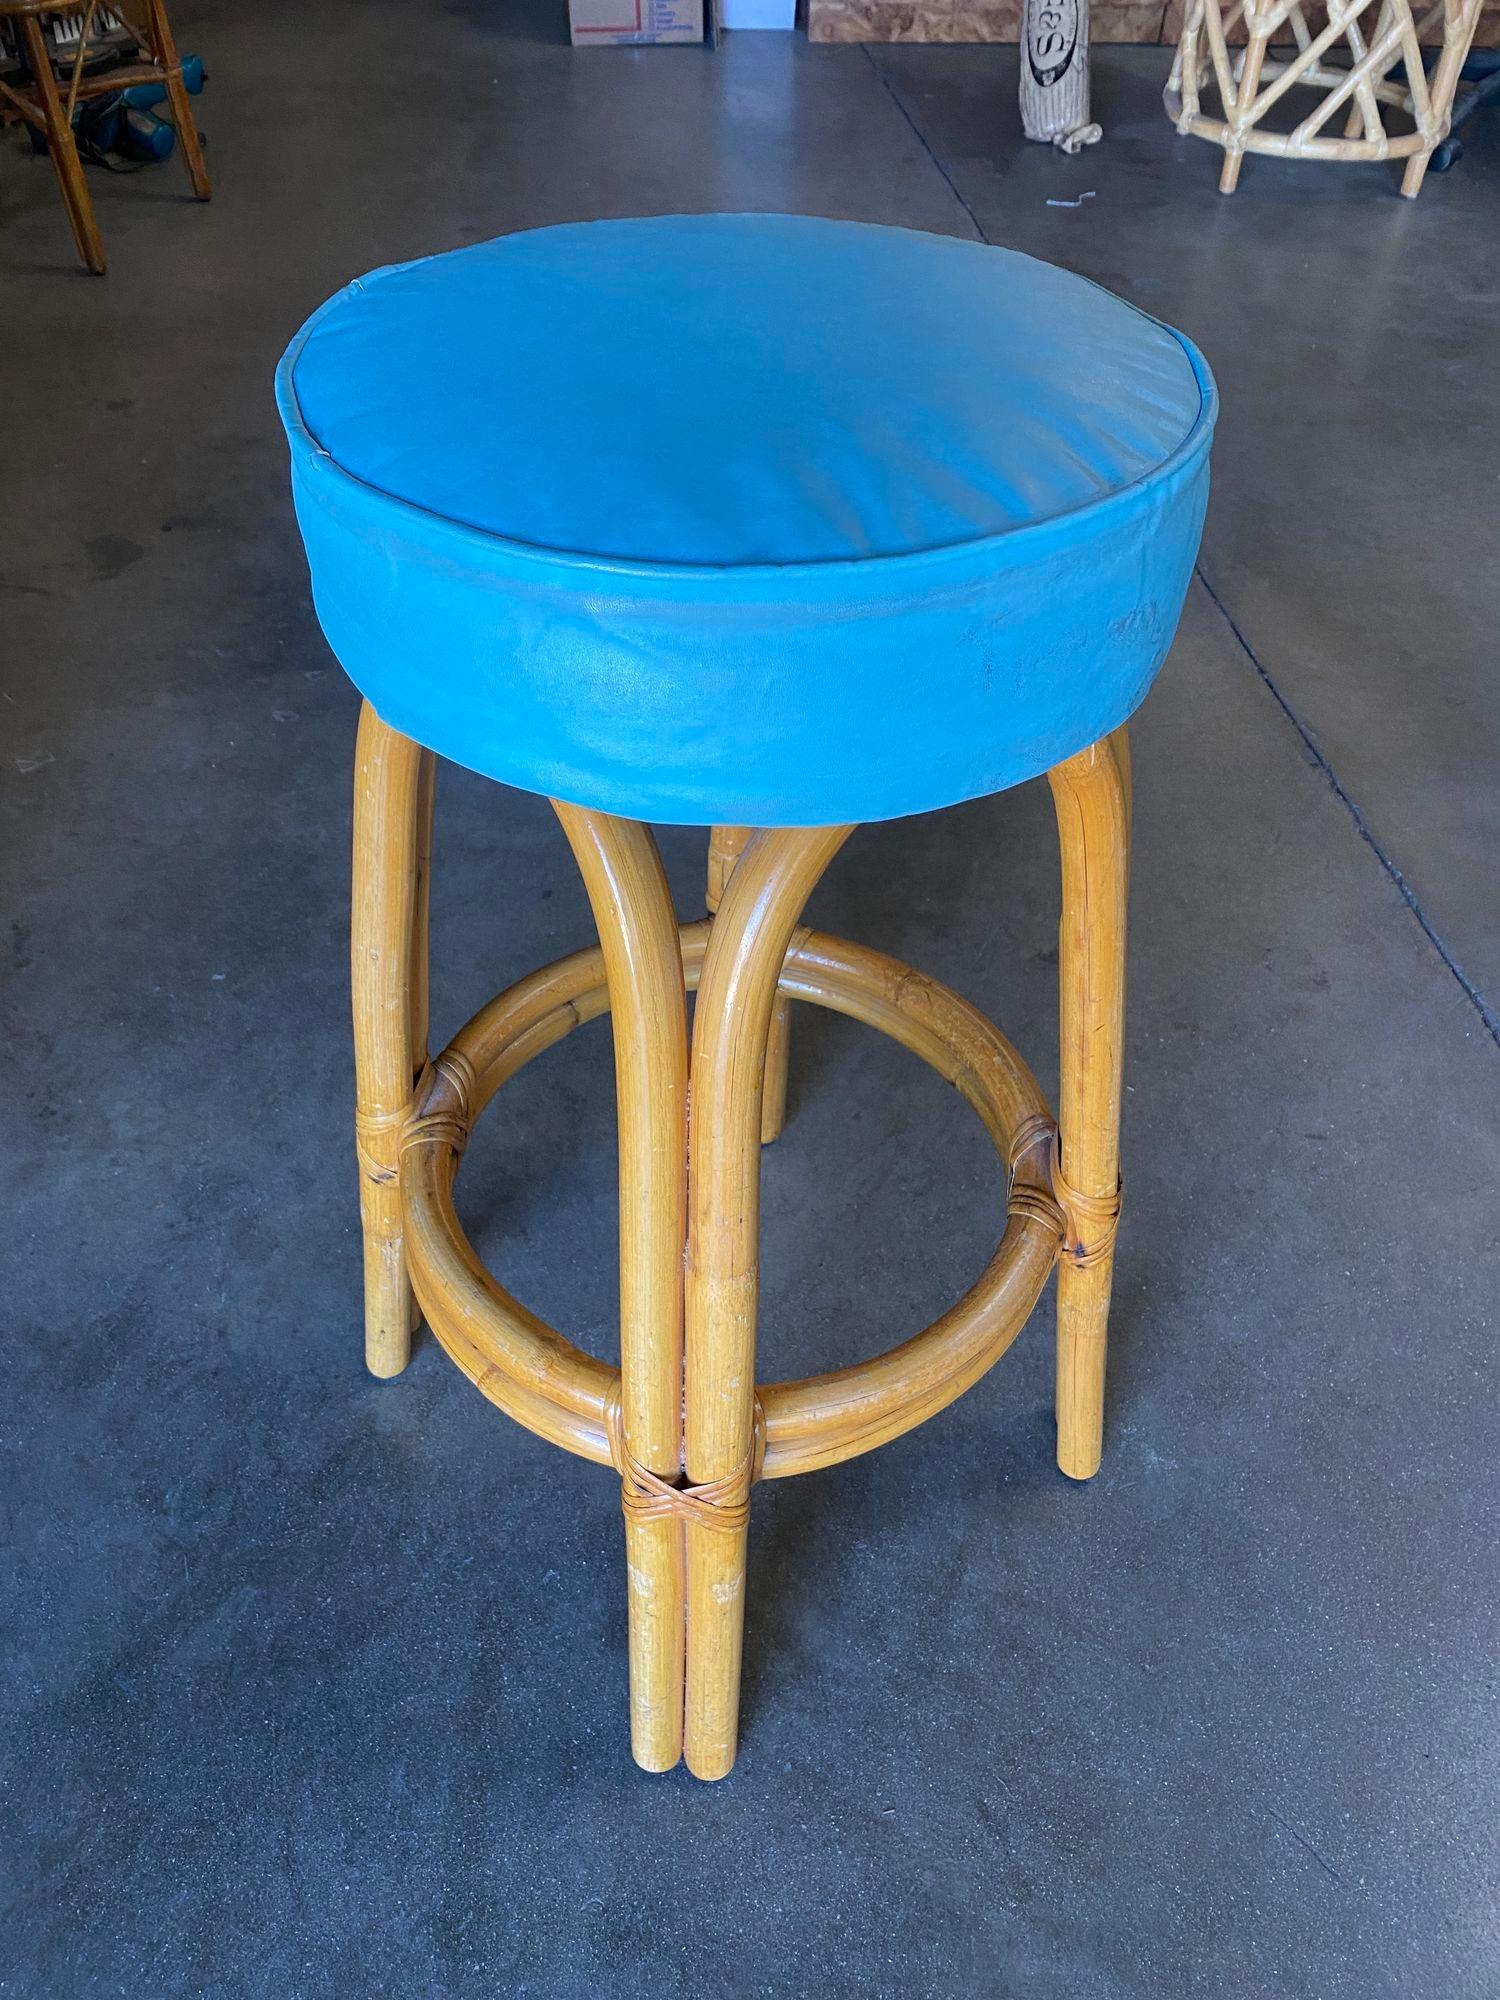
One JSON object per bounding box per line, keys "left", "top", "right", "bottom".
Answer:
{"left": 0, "top": 0, "right": 210, "bottom": 274}
{"left": 276, "top": 216, "right": 1217, "bottom": 1780}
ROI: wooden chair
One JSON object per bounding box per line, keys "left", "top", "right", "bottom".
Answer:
{"left": 0, "top": 0, "right": 209, "bottom": 273}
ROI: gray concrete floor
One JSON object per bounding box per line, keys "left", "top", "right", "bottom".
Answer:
{"left": 3, "top": 4, "right": 1498, "bottom": 1995}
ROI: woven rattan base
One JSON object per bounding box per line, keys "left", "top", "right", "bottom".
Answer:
{"left": 349, "top": 704, "right": 1131, "bottom": 1778}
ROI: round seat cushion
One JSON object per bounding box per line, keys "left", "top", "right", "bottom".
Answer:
{"left": 277, "top": 215, "right": 1215, "bottom": 826}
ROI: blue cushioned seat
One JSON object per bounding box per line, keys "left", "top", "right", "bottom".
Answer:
{"left": 277, "top": 215, "right": 1215, "bottom": 826}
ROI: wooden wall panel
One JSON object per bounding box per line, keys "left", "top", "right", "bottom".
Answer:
{"left": 808, "top": 0, "right": 1499, "bottom": 44}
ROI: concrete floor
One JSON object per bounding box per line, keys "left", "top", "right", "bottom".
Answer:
{"left": 3, "top": 4, "right": 1498, "bottom": 1994}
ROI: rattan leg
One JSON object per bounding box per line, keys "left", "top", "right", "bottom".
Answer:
{"left": 18, "top": 13, "right": 105, "bottom": 274}
{"left": 1047, "top": 728, "right": 1130, "bottom": 1480}
{"left": 141, "top": 0, "right": 211, "bottom": 199}
{"left": 405, "top": 749, "right": 436, "bottom": 1337}
{"left": 410, "top": 751, "right": 436, "bottom": 1104}
{"left": 556, "top": 805, "right": 690, "bottom": 1774}
{"left": 1400, "top": 2, "right": 1472, "bottom": 197}
{"left": 351, "top": 702, "right": 426, "bottom": 1378}
{"left": 708, "top": 825, "right": 794, "bottom": 1145}
{"left": 684, "top": 825, "right": 852, "bottom": 1779}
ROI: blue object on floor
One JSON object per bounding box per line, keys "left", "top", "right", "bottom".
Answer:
{"left": 276, "top": 215, "right": 1216, "bottom": 826}
{"left": 118, "top": 104, "right": 175, "bottom": 161}
{"left": 72, "top": 52, "right": 206, "bottom": 164}
{"left": 119, "top": 50, "right": 207, "bottom": 105}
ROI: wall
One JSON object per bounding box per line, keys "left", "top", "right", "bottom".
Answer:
{"left": 807, "top": 0, "right": 1500, "bottom": 50}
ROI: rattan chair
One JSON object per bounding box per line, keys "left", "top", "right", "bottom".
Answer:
{"left": 0, "top": 0, "right": 209, "bottom": 272}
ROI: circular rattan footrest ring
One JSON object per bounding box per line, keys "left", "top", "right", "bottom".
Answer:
{"left": 399, "top": 924, "right": 1070, "bottom": 1482}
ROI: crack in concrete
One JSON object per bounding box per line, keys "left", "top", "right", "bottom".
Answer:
{"left": 1194, "top": 563, "right": 1500, "bottom": 1053}
{"left": 863, "top": 48, "right": 989, "bottom": 244}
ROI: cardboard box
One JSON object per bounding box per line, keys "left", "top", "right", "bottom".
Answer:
{"left": 568, "top": 0, "right": 704, "bottom": 44}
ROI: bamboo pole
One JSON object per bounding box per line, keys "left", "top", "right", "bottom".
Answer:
{"left": 708, "top": 826, "right": 792, "bottom": 1145}
{"left": 1046, "top": 728, "right": 1130, "bottom": 1480}
{"left": 683, "top": 825, "right": 852, "bottom": 1780}
{"left": 555, "top": 804, "right": 690, "bottom": 1773}
{"left": 351, "top": 703, "right": 426, "bottom": 1378}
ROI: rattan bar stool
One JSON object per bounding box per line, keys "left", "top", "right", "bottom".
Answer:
{"left": 277, "top": 216, "right": 1217, "bottom": 1781}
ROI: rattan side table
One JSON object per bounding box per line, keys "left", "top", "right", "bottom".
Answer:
{"left": 1166, "top": 0, "right": 1484, "bottom": 197}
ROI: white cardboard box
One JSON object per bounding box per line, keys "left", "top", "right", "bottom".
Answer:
{"left": 568, "top": 0, "right": 703, "bottom": 44}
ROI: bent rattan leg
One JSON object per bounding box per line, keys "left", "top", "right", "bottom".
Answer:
{"left": 1047, "top": 728, "right": 1131, "bottom": 1480}
{"left": 708, "top": 825, "right": 793, "bottom": 1145}
{"left": 555, "top": 804, "right": 690, "bottom": 1773}
{"left": 685, "top": 824, "right": 853, "bottom": 1779}
{"left": 352, "top": 703, "right": 428, "bottom": 1378}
